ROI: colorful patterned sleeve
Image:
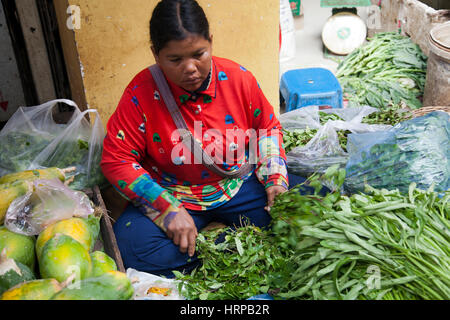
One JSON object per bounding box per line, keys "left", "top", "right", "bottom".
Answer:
{"left": 247, "top": 72, "right": 289, "bottom": 190}
{"left": 101, "top": 86, "right": 183, "bottom": 232}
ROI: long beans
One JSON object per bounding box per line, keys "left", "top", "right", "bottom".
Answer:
{"left": 269, "top": 167, "right": 450, "bottom": 300}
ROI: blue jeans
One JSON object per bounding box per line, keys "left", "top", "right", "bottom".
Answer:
{"left": 113, "top": 172, "right": 329, "bottom": 278}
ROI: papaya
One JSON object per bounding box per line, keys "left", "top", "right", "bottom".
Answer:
{"left": 36, "top": 217, "right": 95, "bottom": 259}
{"left": 90, "top": 251, "right": 117, "bottom": 277}
{"left": 51, "top": 271, "right": 134, "bottom": 300}
{"left": 0, "top": 167, "right": 76, "bottom": 185}
{"left": 39, "top": 234, "right": 92, "bottom": 283}
{"left": 0, "top": 226, "right": 36, "bottom": 270}
{"left": 0, "top": 250, "right": 36, "bottom": 295}
{"left": 0, "top": 278, "right": 63, "bottom": 300}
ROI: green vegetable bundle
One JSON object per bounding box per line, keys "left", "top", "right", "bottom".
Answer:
{"left": 174, "top": 225, "right": 284, "bottom": 300}
{"left": 269, "top": 167, "right": 450, "bottom": 300}
{"left": 336, "top": 32, "right": 428, "bottom": 110}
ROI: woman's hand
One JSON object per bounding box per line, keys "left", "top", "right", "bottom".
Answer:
{"left": 265, "top": 185, "right": 288, "bottom": 212}
{"left": 166, "top": 207, "right": 198, "bottom": 257}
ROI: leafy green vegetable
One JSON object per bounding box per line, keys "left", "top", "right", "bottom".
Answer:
{"left": 175, "top": 225, "right": 287, "bottom": 300}
{"left": 268, "top": 167, "right": 450, "bottom": 300}
{"left": 0, "top": 132, "right": 53, "bottom": 175}
{"left": 174, "top": 165, "right": 449, "bottom": 300}
{"left": 336, "top": 32, "right": 428, "bottom": 110}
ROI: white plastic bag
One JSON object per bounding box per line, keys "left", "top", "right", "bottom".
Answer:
{"left": 126, "top": 268, "right": 185, "bottom": 300}
{"left": 4, "top": 179, "right": 94, "bottom": 236}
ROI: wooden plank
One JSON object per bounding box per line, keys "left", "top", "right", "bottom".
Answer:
{"left": 0, "top": 0, "right": 39, "bottom": 107}
{"left": 91, "top": 185, "right": 126, "bottom": 273}
{"left": 15, "top": 0, "right": 57, "bottom": 103}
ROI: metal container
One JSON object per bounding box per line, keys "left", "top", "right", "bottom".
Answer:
{"left": 423, "top": 21, "right": 450, "bottom": 107}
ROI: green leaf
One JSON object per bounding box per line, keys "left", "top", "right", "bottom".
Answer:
{"left": 199, "top": 292, "right": 210, "bottom": 300}
{"left": 235, "top": 237, "right": 244, "bottom": 256}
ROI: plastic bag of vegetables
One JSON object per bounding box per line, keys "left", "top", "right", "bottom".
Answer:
{"left": 29, "top": 109, "right": 107, "bottom": 190}
{"left": 4, "top": 179, "right": 94, "bottom": 236}
{"left": 280, "top": 105, "right": 391, "bottom": 177}
{"left": 0, "top": 99, "right": 78, "bottom": 176}
{"left": 344, "top": 111, "right": 449, "bottom": 194}
{"left": 0, "top": 99, "right": 107, "bottom": 190}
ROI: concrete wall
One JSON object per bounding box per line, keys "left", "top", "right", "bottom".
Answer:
{"left": 54, "top": 0, "right": 280, "bottom": 127}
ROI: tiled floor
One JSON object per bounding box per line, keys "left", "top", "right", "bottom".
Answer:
{"left": 279, "top": 0, "right": 371, "bottom": 113}
{"left": 280, "top": 0, "right": 371, "bottom": 76}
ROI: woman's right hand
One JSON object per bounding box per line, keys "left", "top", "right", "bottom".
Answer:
{"left": 166, "top": 207, "right": 198, "bottom": 257}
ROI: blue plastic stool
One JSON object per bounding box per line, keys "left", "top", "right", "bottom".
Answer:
{"left": 280, "top": 68, "right": 343, "bottom": 112}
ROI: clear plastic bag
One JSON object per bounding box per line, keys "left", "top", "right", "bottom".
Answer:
{"left": 278, "top": 105, "right": 322, "bottom": 131}
{"left": 281, "top": 105, "right": 392, "bottom": 177}
{"left": 0, "top": 99, "right": 107, "bottom": 190}
{"left": 0, "top": 99, "right": 79, "bottom": 176}
{"left": 4, "top": 179, "right": 94, "bottom": 236}
{"left": 344, "top": 111, "right": 450, "bottom": 194}
{"left": 126, "top": 268, "right": 185, "bottom": 300}
{"left": 30, "top": 109, "right": 107, "bottom": 190}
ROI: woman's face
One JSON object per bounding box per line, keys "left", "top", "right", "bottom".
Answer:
{"left": 153, "top": 33, "right": 213, "bottom": 92}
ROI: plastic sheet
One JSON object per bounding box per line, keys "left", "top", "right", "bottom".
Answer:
{"left": 344, "top": 111, "right": 450, "bottom": 194}
{"left": 4, "top": 179, "right": 94, "bottom": 236}
{"left": 126, "top": 268, "right": 185, "bottom": 300}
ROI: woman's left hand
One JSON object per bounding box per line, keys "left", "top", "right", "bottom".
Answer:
{"left": 264, "top": 185, "right": 288, "bottom": 212}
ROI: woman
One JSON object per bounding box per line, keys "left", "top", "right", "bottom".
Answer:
{"left": 101, "top": 0, "right": 289, "bottom": 278}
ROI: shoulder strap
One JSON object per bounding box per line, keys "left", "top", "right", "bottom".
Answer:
{"left": 149, "top": 64, "right": 253, "bottom": 179}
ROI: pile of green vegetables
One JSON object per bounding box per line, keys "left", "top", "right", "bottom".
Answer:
{"left": 175, "top": 166, "right": 449, "bottom": 300}
{"left": 174, "top": 225, "right": 286, "bottom": 300}
{"left": 270, "top": 167, "right": 449, "bottom": 300}
{"left": 283, "top": 107, "right": 413, "bottom": 154}
{"left": 336, "top": 32, "right": 428, "bottom": 110}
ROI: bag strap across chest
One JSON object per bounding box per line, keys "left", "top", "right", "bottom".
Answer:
{"left": 149, "top": 64, "right": 253, "bottom": 179}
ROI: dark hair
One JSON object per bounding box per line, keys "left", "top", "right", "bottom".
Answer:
{"left": 150, "top": 0, "right": 210, "bottom": 54}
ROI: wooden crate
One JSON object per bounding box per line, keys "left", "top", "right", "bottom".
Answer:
{"left": 85, "top": 186, "right": 126, "bottom": 273}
